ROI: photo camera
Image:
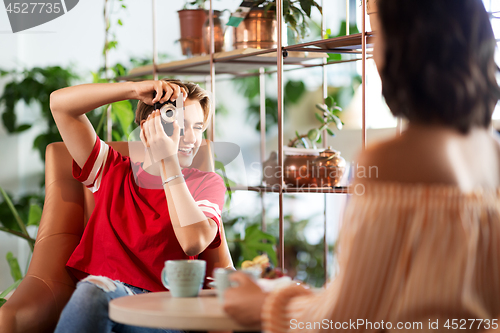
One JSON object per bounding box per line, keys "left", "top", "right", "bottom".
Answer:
{"left": 153, "top": 91, "right": 184, "bottom": 136}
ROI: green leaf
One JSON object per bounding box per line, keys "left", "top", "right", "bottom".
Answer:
{"left": 325, "top": 96, "right": 334, "bottom": 108}
{"left": 104, "top": 41, "right": 118, "bottom": 54}
{"left": 0, "top": 186, "right": 29, "bottom": 239}
{"left": 111, "top": 100, "right": 134, "bottom": 138}
{"left": 112, "top": 129, "right": 122, "bottom": 142}
{"left": 6, "top": 252, "right": 22, "bottom": 282}
{"left": 117, "top": 19, "right": 123, "bottom": 26}
{"left": 14, "top": 124, "right": 31, "bottom": 133}
{"left": 307, "top": 128, "right": 320, "bottom": 142}
{"left": 299, "top": 0, "right": 312, "bottom": 17}
{"left": 0, "top": 279, "right": 21, "bottom": 299}
{"left": 331, "top": 114, "right": 343, "bottom": 130}
{"left": 284, "top": 80, "right": 306, "bottom": 105}
{"left": 27, "top": 204, "right": 42, "bottom": 226}
{"left": 315, "top": 103, "right": 329, "bottom": 114}
{"left": 2, "top": 111, "right": 16, "bottom": 133}
{"left": 328, "top": 53, "right": 342, "bottom": 62}
{"left": 326, "top": 127, "right": 335, "bottom": 136}
{"left": 0, "top": 299, "right": 6, "bottom": 307}
{"left": 240, "top": 225, "right": 277, "bottom": 266}
{"left": 314, "top": 112, "right": 325, "bottom": 124}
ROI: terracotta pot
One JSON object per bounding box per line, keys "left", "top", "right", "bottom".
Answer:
{"left": 202, "top": 10, "right": 224, "bottom": 54}
{"left": 311, "top": 148, "right": 346, "bottom": 187}
{"left": 178, "top": 9, "right": 207, "bottom": 56}
{"left": 366, "top": 0, "right": 379, "bottom": 32}
{"left": 283, "top": 147, "right": 320, "bottom": 187}
{"left": 233, "top": 8, "right": 277, "bottom": 49}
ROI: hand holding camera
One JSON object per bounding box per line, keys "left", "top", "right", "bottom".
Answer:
{"left": 133, "top": 80, "right": 187, "bottom": 106}
{"left": 141, "top": 110, "right": 181, "bottom": 165}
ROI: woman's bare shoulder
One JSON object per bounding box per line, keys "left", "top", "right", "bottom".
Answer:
{"left": 356, "top": 127, "right": 500, "bottom": 188}
{"left": 356, "top": 129, "right": 459, "bottom": 185}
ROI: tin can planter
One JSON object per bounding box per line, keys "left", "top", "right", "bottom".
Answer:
{"left": 233, "top": 8, "right": 277, "bottom": 49}
{"left": 202, "top": 10, "right": 224, "bottom": 54}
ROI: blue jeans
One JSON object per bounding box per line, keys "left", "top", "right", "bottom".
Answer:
{"left": 54, "top": 276, "right": 180, "bottom": 333}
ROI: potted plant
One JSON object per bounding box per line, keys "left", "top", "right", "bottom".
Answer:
{"left": 233, "top": 0, "right": 322, "bottom": 49}
{"left": 365, "top": 0, "right": 379, "bottom": 31}
{"left": 284, "top": 96, "right": 345, "bottom": 187}
{"left": 178, "top": 0, "right": 225, "bottom": 56}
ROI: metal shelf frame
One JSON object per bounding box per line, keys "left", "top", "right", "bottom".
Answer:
{"left": 147, "top": 0, "right": 370, "bottom": 285}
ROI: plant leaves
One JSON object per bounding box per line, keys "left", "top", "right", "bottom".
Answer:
{"left": 0, "top": 279, "right": 21, "bottom": 299}
{"left": 325, "top": 96, "right": 334, "bottom": 108}
{"left": 112, "top": 100, "right": 134, "bottom": 138}
{"left": 27, "top": 204, "right": 42, "bottom": 226}
{"left": 284, "top": 80, "right": 306, "bottom": 105}
{"left": 14, "top": 124, "right": 31, "bottom": 133}
{"left": 315, "top": 103, "right": 329, "bottom": 113}
{"left": 326, "top": 127, "right": 335, "bottom": 136}
{"left": 315, "top": 112, "right": 325, "bottom": 124}
{"left": 331, "top": 114, "right": 343, "bottom": 130}
{"left": 299, "top": 0, "right": 312, "bottom": 17}
{"left": 6, "top": 252, "right": 22, "bottom": 282}
{"left": 240, "top": 224, "right": 277, "bottom": 266}
{"left": 0, "top": 299, "right": 6, "bottom": 307}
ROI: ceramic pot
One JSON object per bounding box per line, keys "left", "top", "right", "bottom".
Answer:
{"left": 366, "top": 0, "right": 379, "bottom": 32}
{"left": 283, "top": 147, "right": 320, "bottom": 187}
{"left": 311, "top": 147, "right": 346, "bottom": 187}
{"left": 233, "top": 8, "right": 277, "bottom": 49}
{"left": 178, "top": 9, "right": 207, "bottom": 56}
{"left": 202, "top": 10, "right": 224, "bottom": 54}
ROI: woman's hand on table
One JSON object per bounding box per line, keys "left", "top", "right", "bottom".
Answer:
{"left": 222, "top": 272, "right": 267, "bottom": 327}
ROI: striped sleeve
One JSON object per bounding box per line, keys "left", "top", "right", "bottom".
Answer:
{"left": 72, "top": 137, "right": 110, "bottom": 193}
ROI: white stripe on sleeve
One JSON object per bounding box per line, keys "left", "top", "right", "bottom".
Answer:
{"left": 86, "top": 142, "right": 110, "bottom": 193}
{"left": 196, "top": 200, "right": 222, "bottom": 216}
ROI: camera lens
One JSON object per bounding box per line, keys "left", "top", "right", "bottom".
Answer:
{"left": 160, "top": 104, "right": 177, "bottom": 123}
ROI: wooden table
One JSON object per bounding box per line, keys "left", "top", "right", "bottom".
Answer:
{"left": 109, "top": 289, "right": 261, "bottom": 331}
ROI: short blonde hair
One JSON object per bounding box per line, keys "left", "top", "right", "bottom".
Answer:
{"left": 135, "top": 79, "right": 212, "bottom": 130}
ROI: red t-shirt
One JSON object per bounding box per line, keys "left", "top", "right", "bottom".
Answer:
{"left": 66, "top": 138, "right": 225, "bottom": 292}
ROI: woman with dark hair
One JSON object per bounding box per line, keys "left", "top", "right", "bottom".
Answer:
{"left": 222, "top": 0, "right": 500, "bottom": 331}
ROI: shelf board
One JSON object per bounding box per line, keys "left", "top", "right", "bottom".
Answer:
{"left": 121, "top": 33, "right": 375, "bottom": 79}
{"left": 285, "top": 32, "right": 375, "bottom": 53}
{"left": 125, "top": 48, "right": 327, "bottom": 78}
{"left": 228, "top": 185, "right": 350, "bottom": 194}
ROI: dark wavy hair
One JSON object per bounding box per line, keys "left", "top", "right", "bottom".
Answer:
{"left": 378, "top": 0, "right": 500, "bottom": 133}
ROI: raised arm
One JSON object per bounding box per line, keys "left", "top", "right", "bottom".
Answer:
{"left": 50, "top": 82, "right": 136, "bottom": 167}
{"left": 50, "top": 81, "right": 178, "bottom": 167}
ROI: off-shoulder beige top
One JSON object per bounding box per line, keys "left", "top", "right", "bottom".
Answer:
{"left": 262, "top": 182, "right": 500, "bottom": 332}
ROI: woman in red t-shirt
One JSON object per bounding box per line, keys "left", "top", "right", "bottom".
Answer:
{"left": 50, "top": 79, "right": 229, "bottom": 333}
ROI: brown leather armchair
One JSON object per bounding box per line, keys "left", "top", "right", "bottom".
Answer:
{"left": 0, "top": 140, "right": 233, "bottom": 333}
